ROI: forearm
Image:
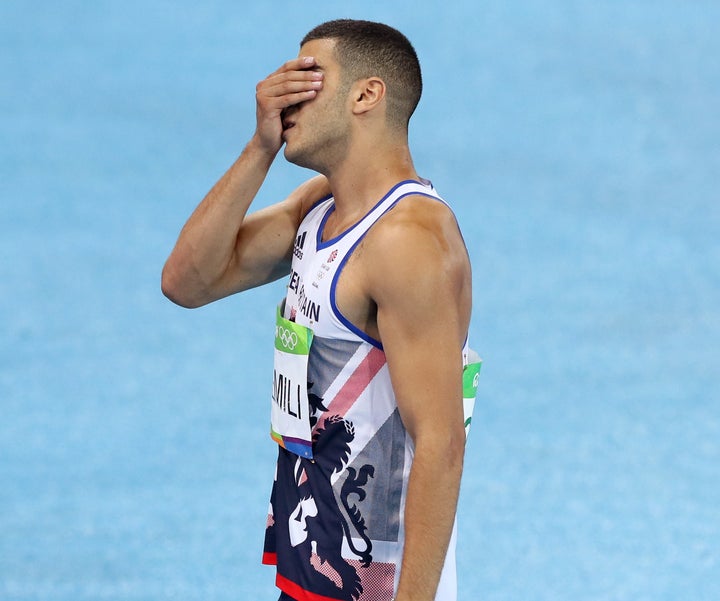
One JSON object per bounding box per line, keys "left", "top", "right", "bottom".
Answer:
{"left": 396, "top": 438, "right": 464, "bottom": 601}
{"left": 162, "top": 135, "right": 276, "bottom": 307}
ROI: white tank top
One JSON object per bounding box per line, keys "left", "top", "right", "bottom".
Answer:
{"left": 264, "top": 180, "right": 462, "bottom": 601}
{"left": 284, "top": 179, "right": 450, "bottom": 344}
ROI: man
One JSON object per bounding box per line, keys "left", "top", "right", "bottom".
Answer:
{"left": 162, "top": 19, "right": 474, "bottom": 601}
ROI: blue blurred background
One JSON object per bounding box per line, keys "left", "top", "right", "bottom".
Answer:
{"left": 1, "top": 1, "right": 718, "bottom": 599}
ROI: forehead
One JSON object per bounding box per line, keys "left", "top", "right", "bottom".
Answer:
{"left": 297, "top": 38, "right": 338, "bottom": 67}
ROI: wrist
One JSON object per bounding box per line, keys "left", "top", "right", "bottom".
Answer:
{"left": 247, "top": 132, "right": 281, "bottom": 162}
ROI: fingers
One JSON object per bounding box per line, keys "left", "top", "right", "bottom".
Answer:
{"left": 259, "top": 78, "right": 321, "bottom": 109}
{"left": 267, "top": 56, "right": 317, "bottom": 77}
{"left": 253, "top": 57, "right": 324, "bottom": 154}
{"left": 257, "top": 57, "right": 323, "bottom": 111}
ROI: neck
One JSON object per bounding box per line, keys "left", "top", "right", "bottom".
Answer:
{"left": 324, "top": 137, "right": 418, "bottom": 221}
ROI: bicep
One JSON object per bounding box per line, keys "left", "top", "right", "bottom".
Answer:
{"left": 224, "top": 175, "right": 329, "bottom": 293}
{"left": 225, "top": 199, "right": 299, "bottom": 291}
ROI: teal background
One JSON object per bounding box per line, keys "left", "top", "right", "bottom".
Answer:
{"left": 2, "top": 1, "right": 718, "bottom": 599}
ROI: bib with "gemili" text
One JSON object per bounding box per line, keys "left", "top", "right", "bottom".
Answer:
{"left": 270, "top": 303, "right": 314, "bottom": 459}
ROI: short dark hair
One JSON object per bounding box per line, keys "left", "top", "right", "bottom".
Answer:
{"left": 301, "top": 19, "right": 423, "bottom": 130}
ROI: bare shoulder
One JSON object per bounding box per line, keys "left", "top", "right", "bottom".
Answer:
{"left": 365, "top": 193, "right": 470, "bottom": 282}
{"left": 362, "top": 193, "right": 471, "bottom": 321}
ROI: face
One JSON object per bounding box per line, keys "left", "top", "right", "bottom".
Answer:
{"left": 282, "top": 38, "right": 352, "bottom": 172}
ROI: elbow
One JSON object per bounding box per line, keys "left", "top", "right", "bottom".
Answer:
{"left": 441, "top": 424, "right": 467, "bottom": 474}
{"left": 414, "top": 424, "right": 466, "bottom": 473}
{"left": 446, "top": 429, "right": 466, "bottom": 473}
{"left": 161, "top": 262, "right": 204, "bottom": 309}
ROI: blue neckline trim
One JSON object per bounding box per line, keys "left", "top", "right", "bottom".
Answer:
{"left": 315, "top": 179, "right": 431, "bottom": 251}
{"left": 309, "top": 193, "right": 333, "bottom": 214}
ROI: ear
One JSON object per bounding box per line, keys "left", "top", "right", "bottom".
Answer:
{"left": 351, "top": 77, "right": 386, "bottom": 115}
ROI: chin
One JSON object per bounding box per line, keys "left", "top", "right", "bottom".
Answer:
{"left": 284, "top": 145, "right": 322, "bottom": 172}
{"left": 283, "top": 144, "right": 301, "bottom": 165}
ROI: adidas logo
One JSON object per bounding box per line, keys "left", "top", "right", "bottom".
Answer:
{"left": 293, "top": 231, "right": 306, "bottom": 260}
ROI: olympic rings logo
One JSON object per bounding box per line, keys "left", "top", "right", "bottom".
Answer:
{"left": 276, "top": 325, "right": 299, "bottom": 350}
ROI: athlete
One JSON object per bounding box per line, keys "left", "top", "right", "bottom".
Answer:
{"left": 162, "top": 19, "right": 474, "bottom": 601}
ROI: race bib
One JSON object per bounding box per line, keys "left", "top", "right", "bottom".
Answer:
{"left": 270, "top": 304, "right": 314, "bottom": 459}
{"left": 462, "top": 349, "right": 482, "bottom": 438}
